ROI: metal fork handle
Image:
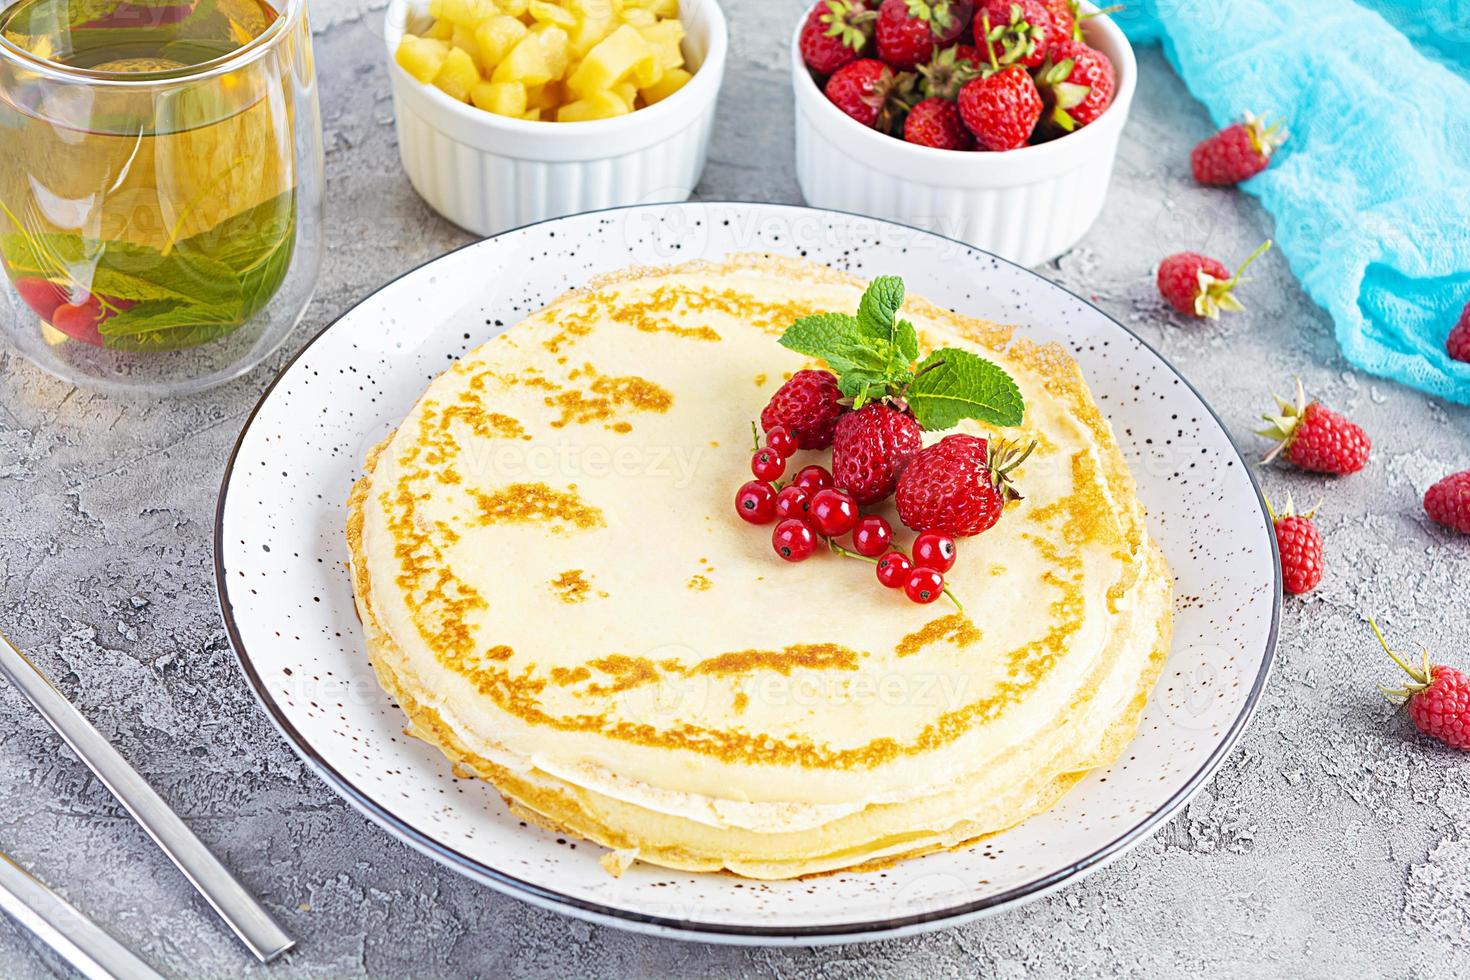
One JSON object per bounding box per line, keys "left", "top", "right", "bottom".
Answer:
{"left": 0, "top": 631, "right": 294, "bottom": 963}
{"left": 0, "top": 850, "right": 165, "bottom": 980}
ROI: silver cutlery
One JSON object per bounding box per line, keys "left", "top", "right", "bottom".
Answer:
{"left": 0, "top": 850, "right": 165, "bottom": 980}
{"left": 0, "top": 630, "right": 295, "bottom": 964}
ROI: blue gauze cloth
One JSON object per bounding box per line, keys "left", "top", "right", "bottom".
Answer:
{"left": 1115, "top": 0, "right": 1470, "bottom": 405}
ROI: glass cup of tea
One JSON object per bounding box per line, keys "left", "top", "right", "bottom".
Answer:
{"left": 0, "top": 0, "right": 322, "bottom": 395}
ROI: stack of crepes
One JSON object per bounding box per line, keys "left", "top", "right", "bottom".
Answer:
{"left": 347, "top": 255, "right": 1172, "bottom": 879}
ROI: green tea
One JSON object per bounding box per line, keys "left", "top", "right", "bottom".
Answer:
{"left": 0, "top": 0, "right": 298, "bottom": 352}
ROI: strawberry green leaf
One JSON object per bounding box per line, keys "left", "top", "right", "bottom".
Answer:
{"left": 907, "top": 347, "right": 1025, "bottom": 430}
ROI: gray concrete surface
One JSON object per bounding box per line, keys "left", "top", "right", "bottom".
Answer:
{"left": 2, "top": 1, "right": 1469, "bottom": 977}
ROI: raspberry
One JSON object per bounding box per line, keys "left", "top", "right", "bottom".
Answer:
{"left": 1191, "top": 113, "right": 1287, "bottom": 186}
{"left": 1373, "top": 620, "right": 1470, "bottom": 751}
{"left": 1157, "top": 241, "right": 1270, "bottom": 319}
{"left": 1424, "top": 469, "right": 1470, "bottom": 534}
{"left": 761, "top": 370, "right": 845, "bottom": 450}
{"left": 1260, "top": 380, "right": 1371, "bottom": 476}
{"left": 1448, "top": 301, "right": 1470, "bottom": 364}
{"left": 1270, "top": 496, "right": 1323, "bottom": 595}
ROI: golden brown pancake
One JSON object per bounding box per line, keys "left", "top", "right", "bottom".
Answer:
{"left": 346, "top": 254, "right": 1172, "bottom": 879}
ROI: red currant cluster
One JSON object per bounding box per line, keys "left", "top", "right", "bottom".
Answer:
{"left": 734, "top": 424, "right": 961, "bottom": 609}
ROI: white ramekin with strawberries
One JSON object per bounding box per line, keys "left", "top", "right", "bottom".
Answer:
{"left": 791, "top": 0, "right": 1136, "bottom": 266}
{"left": 384, "top": 0, "right": 727, "bottom": 237}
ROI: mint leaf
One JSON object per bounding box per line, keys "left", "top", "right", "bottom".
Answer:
{"left": 855, "top": 276, "right": 905, "bottom": 342}
{"left": 777, "top": 278, "right": 1024, "bottom": 429}
{"left": 780, "top": 311, "right": 900, "bottom": 381}
{"left": 99, "top": 299, "right": 241, "bottom": 336}
{"left": 908, "top": 347, "right": 1025, "bottom": 430}
{"left": 855, "top": 276, "right": 920, "bottom": 381}
{"left": 895, "top": 317, "right": 919, "bottom": 364}
{"left": 779, "top": 312, "right": 862, "bottom": 362}
{"left": 0, "top": 189, "right": 297, "bottom": 353}
{"left": 837, "top": 369, "right": 890, "bottom": 408}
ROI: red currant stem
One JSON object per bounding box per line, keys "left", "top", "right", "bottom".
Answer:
{"left": 982, "top": 13, "right": 999, "bottom": 72}
{"left": 827, "top": 538, "right": 878, "bottom": 565}
{"left": 750, "top": 420, "right": 761, "bottom": 453}
{"left": 828, "top": 539, "right": 964, "bottom": 612}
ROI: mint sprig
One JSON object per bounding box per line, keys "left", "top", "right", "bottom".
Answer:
{"left": 778, "top": 276, "right": 1024, "bottom": 429}
{"left": 0, "top": 191, "right": 296, "bottom": 352}
{"left": 908, "top": 348, "right": 1024, "bottom": 430}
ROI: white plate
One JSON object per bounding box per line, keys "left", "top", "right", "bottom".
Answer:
{"left": 215, "top": 203, "right": 1279, "bottom": 945}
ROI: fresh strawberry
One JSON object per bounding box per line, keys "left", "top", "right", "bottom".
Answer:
{"left": 832, "top": 403, "right": 924, "bottom": 505}
{"left": 876, "top": 0, "right": 972, "bottom": 69}
{"left": 950, "top": 41, "right": 981, "bottom": 64}
{"left": 903, "top": 96, "right": 976, "bottom": 148}
{"left": 800, "top": 0, "right": 878, "bottom": 76}
{"left": 1259, "top": 379, "right": 1372, "bottom": 475}
{"left": 917, "top": 43, "right": 981, "bottom": 99}
{"left": 1191, "top": 112, "right": 1288, "bottom": 186}
{"left": 1268, "top": 495, "right": 1324, "bottom": 595}
{"left": 1156, "top": 240, "right": 1270, "bottom": 319}
{"left": 957, "top": 64, "right": 1041, "bottom": 150}
{"left": 1373, "top": 620, "right": 1470, "bottom": 750}
{"left": 895, "top": 434, "right": 1034, "bottom": 536}
{"left": 824, "top": 58, "right": 915, "bottom": 132}
{"left": 1449, "top": 301, "right": 1470, "bottom": 363}
{"left": 1037, "top": 0, "right": 1076, "bottom": 38}
{"left": 761, "top": 369, "right": 846, "bottom": 450}
{"left": 1034, "top": 38, "right": 1114, "bottom": 132}
{"left": 1424, "top": 469, "right": 1470, "bottom": 534}
{"left": 975, "top": 0, "right": 1053, "bottom": 68}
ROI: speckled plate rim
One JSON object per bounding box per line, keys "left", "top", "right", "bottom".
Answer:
{"left": 214, "top": 201, "right": 1281, "bottom": 946}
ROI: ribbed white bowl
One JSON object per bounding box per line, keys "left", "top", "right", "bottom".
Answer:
{"left": 384, "top": 0, "right": 727, "bottom": 236}
{"left": 792, "top": 4, "right": 1135, "bottom": 267}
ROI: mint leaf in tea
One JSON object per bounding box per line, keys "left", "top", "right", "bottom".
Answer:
{"left": 0, "top": 0, "right": 298, "bottom": 352}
